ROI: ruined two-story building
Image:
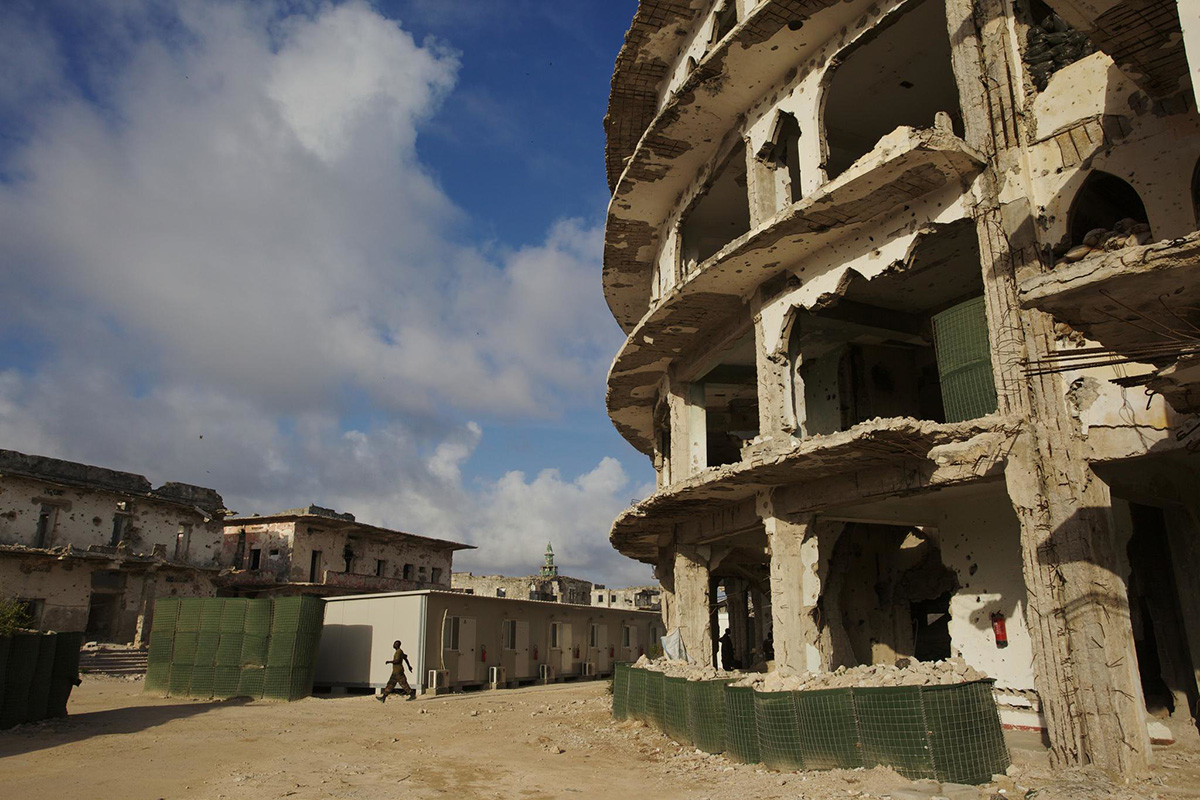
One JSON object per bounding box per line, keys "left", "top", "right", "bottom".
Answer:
{"left": 603, "top": 0, "right": 1200, "bottom": 776}
{"left": 219, "top": 505, "right": 472, "bottom": 596}
{"left": 0, "top": 449, "right": 227, "bottom": 643}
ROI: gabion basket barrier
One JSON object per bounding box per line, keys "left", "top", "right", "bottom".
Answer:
{"left": 625, "top": 663, "right": 648, "bottom": 721}
{"left": 612, "top": 668, "right": 1009, "bottom": 784}
{"left": 687, "top": 679, "right": 729, "bottom": 754}
{"left": 645, "top": 669, "right": 666, "bottom": 731}
{"left": 611, "top": 663, "right": 630, "bottom": 721}
{"left": 145, "top": 596, "right": 324, "bottom": 702}
{"left": 663, "top": 676, "right": 692, "bottom": 745}
{"left": 754, "top": 690, "right": 805, "bottom": 771}
{"left": 723, "top": 685, "right": 761, "bottom": 764}
{"left": 0, "top": 631, "right": 83, "bottom": 729}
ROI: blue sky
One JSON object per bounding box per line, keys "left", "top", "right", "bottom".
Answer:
{"left": 0, "top": 0, "right": 655, "bottom": 585}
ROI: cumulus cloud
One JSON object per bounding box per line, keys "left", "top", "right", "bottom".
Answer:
{"left": 0, "top": 0, "right": 651, "bottom": 586}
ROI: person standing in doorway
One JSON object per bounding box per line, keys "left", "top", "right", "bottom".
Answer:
{"left": 377, "top": 639, "right": 416, "bottom": 702}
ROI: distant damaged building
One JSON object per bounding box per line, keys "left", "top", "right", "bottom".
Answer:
{"left": 0, "top": 449, "right": 227, "bottom": 643}
{"left": 219, "top": 505, "right": 472, "bottom": 596}
{"left": 603, "top": 0, "right": 1200, "bottom": 776}
{"left": 452, "top": 543, "right": 593, "bottom": 605}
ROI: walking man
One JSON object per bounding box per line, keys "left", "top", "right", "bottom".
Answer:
{"left": 378, "top": 639, "right": 416, "bottom": 702}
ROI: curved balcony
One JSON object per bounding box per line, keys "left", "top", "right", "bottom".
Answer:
{"left": 607, "top": 125, "right": 985, "bottom": 456}
{"left": 609, "top": 414, "right": 1015, "bottom": 562}
{"left": 604, "top": 0, "right": 882, "bottom": 332}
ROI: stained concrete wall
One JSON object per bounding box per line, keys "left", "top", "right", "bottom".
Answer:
{"left": 223, "top": 520, "right": 454, "bottom": 588}
{"left": 0, "top": 474, "right": 222, "bottom": 565}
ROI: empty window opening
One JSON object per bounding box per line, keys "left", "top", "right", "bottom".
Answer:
{"left": 431, "top": 567, "right": 443, "bottom": 584}
{"left": 697, "top": 331, "right": 759, "bottom": 468}
{"left": 823, "top": 524, "right": 958, "bottom": 668}
{"left": 249, "top": 547, "right": 262, "bottom": 570}
{"left": 759, "top": 111, "right": 803, "bottom": 205}
{"left": 403, "top": 563, "right": 414, "bottom": 580}
{"left": 710, "top": 1, "right": 738, "bottom": 44}
{"left": 109, "top": 510, "right": 131, "bottom": 547}
{"left": 792, "top": 222, "right": 994, "bottom": 435}
{"left": 418, "top": 566, "right": 427, "bottom": 582}
{"left": 14, "top": 598, "right": 43, "bottom": 630}
{"left": 443, "top": 615, "right": 461, "bottom": 651}
{"left": 1067, "top": 170, "right": 1150, "bottom": 248}
{"left": 34, "top": 503, "right": 54, "bottom": 548}
{"left": 309, "top": 550, "right": 322, "bottom": 582}
{"left": 821, "top": 0, "right": 963, "bottom": 180}
{"left": 679, "top": 142, "right": 751, "bottom": 275}
{"left": 496, "top": 587, "right": 507, "bottom": 598}
{"left": 1125, "top": 503, "right": 1198, "bottom": 728}
{"left": 174, "top": 524, "right": 191, "bottom": 561}
{"left": 375, "top": 559, "right": 387, "bottom": 577}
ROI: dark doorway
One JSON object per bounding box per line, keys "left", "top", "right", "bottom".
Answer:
{"left": 309, "top": 550, "right": 323, "bottom": 583}
{"left": 86, "top": 570, "right": 127, "bottom": 642}
{"left": 1126, "top": 503, "right": 1198, "bottom": 730}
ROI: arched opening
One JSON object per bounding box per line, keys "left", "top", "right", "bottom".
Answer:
{"left": 678, "top": 141, "right": 750, "bottom": 274}
{"left": 821, "top": 0, "right": 963, "bottom": 180}
{"left": 758, "top": 111, "right": 803, "bottom": 205}
{"left": 822, "top": 524, "right": 958, "bottom": 668}
{"left": 696, "top": 328, "right": 759, "bottom": 468}
{"left": 1191, "top": 158, "right": 1200, "bottom": 227}
{"left": 1067, "top": 170, "right": 1150, "bottom": 246}
{"left": 710, "top": 0, "right": 738, "bottom": 45}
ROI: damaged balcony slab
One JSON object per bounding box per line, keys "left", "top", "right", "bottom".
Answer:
{"left": 604, "top": 0, "right": 876, "bottom": 332}
{"left": 1018, "top": 231, "right": 1200, "bottom": 352}
{"left": 608, "top": 126, "right": 986, "bottom": 455}
{"left": 609, "top": 415, "right": 1017, "bottom": 562}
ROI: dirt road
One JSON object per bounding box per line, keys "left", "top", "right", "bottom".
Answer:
{"left": 1, "top": 678, "right": 1197, "bottom": 800}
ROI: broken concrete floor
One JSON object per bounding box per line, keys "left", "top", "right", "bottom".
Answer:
{"left": 1, "top": 678, "right": 1198, "bottom": 799}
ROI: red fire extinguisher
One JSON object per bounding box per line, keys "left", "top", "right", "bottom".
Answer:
{"left": 608, "top": 645, "right": 614, "bottom": 659}
{"left": 533, "top": 645, "right": 539, "bottom": 661}
{"left": 481, "top": 644, "right": 487, "bottom": 662}
{"left": 991, "top": 613, "right": 1008, "bottom": 649}
{"left": 573, "top": 645, "right": 580, "bottom": 659}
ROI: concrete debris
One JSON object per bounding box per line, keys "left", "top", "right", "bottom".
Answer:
{"left": 632, "top": 654, "right": 747, "bottom": 681}
{"left": 730, "top": 657, "right": 988, "bottom": 691}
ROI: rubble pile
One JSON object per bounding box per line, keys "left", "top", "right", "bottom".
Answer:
{"left": 1024, "top": 13, "right": 1094, "bottom": 90}
{"left": 632, "top": 654, "right": 746, "bottom": 681}
{"left": 1059, "top": 218, "right": 1153, "bottom": 265}
{"left": 730, "top": 657, "right": 989, "bottom": 692}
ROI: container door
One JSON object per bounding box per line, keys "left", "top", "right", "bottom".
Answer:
{"left": 560, "top": 622, "right": 573, "bottom": 673}
{"left": 515, "top": 620, "right": 530, "bottom": 677}
{"left": 458, "top": 616, "right": 477, "bottom": 683}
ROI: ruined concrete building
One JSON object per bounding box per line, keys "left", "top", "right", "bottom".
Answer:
{"left": 0, "top": 449, "right": 227, "bottom": 643}
{"left": 452, "top": 545, "right": 593, "bottom": 605}
{"left": 220, "top": 505, "right": 471, "bottom": 596}
{"left": 591, "top": 584, "right": 663, "bottom": 612}
{"left": 603, "top": 0, "right": 1200, "bottom": 776}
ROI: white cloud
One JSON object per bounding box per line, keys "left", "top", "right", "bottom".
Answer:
{"left": 0, "top": 0, "right": 651, "bottom": 587}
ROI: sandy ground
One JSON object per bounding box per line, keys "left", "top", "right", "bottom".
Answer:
{"left": 1, "top": 677, "right": 1199, "bottom": 800}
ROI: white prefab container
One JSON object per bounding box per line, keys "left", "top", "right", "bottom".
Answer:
{"left": 314, "top": 590, "right": 661, "bottom": 694}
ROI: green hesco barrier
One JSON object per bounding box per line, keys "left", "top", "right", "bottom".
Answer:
{"left": 794, "top": 688, "right": 862, "bottom": 771}
{"left": 47, "top": 631, "right": 83, "bottom": 718}
{"left": 626, "top": 666, "right": 648, "bottom": 721}
{"left": 663, "top": 677, "right": 692, "bottom": 745}
{"left": 754, "top": 691, "right": 805, "bottom": 771}
{"left": 146, "top": 596, "right": 324, "bottom": 701}
{"left": 154, "top": 599, "right": 180, "bottom": 633}
{"left": 644, "top": 670, "right": 666, "bottom": 730}
{"left": 924, "top": 680, "right": 1009, "bottom": 784}
{"left": 26, "top": 634, "right": 57, "bottom": 722}
{"left": 687, "top": 679, "right": 729, "bottom": 754}
{"left": 0, "top": 633, "right": 39, "bottom": 728}
{"left": 933, "top": 296, "right": 997, "bottom": 423}
{"left": 611, "top": 663, "right": 629, "bottom": 721}
{"left": 0, "top": 636, "right": 10, "bottom": 714}
{"left": 853, "top": 685, "right": 936, "bottom": 780}
{"left": 723, "top": 686, "right": 761, "bottom": 764}
{"left": 176, "top": 598, "right": 202, "bottom": 633}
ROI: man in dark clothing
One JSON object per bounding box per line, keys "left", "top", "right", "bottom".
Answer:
{"left": 719, "top": 629, "right": 739, "bottom": 671}
{"left": 377, "top": 639, "right": 416, "bottom": 702}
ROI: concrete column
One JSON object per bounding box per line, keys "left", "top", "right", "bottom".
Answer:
{"left": 654, "top": 547, "right": 677, "bottom": 634}
{"left": 1164, "top": 504, "right": 1200, "bottom": 712}
{"left": 668, "top": 380, "right": 707, "bottom": 479}
{"left": 749, "top": 584, "right": 767, "bottom": 661}
{"left": 673, "top": 545, "right": 712, "bottom": 665}
{"left": 753, "top": 304, "right": 793, "bottom": 446}
{"left": 759, "top": 493, "right": 825, "bottom": 675}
